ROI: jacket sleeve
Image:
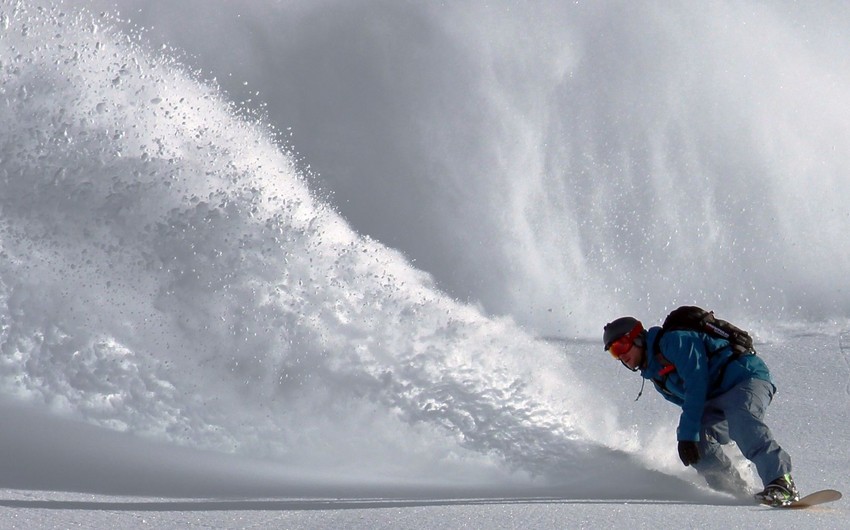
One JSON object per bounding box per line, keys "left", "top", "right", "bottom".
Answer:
{"left": 664, "top": 332, "right": 710, "bottom": 442}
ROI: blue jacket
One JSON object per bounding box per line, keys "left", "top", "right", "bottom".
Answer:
{"left": 641, "top": 326, "right": 773, "bottom": 442}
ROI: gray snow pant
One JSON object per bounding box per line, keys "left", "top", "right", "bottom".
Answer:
{"left": 692, "top": 377, "right": 793, "bottom": 488}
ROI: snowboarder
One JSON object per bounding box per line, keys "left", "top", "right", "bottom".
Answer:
{"left": 602, "top": 316, "right": 798, "bottom": 506}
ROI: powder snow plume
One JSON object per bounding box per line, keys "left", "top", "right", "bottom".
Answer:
{"left": 0, "top": 1, "right": 695, "bottom": 497}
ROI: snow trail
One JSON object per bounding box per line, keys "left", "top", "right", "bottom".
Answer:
{"left": 0, "top": 1, "right": 663, "bottom": 497}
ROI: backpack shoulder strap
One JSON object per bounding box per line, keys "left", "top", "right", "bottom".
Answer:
{"left": 650, "top": 330, "right": 676, "bottom": 394}
{"left": 652, "top": 327, "right": 664, "bottom": 357}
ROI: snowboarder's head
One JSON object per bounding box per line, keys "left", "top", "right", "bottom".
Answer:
{"left": 603, "top": 317, "right": 645, "bottom": 371}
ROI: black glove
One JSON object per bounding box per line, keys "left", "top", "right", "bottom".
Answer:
{"left": 678, "top": 440, "right": 700, "bottom": 466}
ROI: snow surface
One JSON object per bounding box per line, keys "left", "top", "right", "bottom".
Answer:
{"left": 0, "top": 334, "right": 848, "bottom": 528}
{"left": 1, "top": 1, "right": 849, "bottom": 528}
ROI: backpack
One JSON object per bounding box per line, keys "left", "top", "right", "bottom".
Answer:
{"left": 647, "top": 306, "right": 755, "bottom": 397}
{"left": 657, "top": 305, "right": 755, "bottom": 357}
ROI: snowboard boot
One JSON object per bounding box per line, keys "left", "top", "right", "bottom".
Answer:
{"left": 754, "top": 474, "right": 799, "bottom": 506}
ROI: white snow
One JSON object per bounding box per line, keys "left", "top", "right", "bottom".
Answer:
{"left": 0, "top": 332, "right": 847, "bottom": 528}
{"left": 0, "top": 1, "right": 848, "bottom": 528}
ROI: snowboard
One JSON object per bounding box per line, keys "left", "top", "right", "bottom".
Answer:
{"left": 758, "top": 489, "right": 842, "bottom": 509}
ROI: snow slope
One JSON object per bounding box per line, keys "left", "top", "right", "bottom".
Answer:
{"left": 0, "top": 332, "right": 847, "bottom": 528}
{"left": 1, "top": 1, "right": 849, "bottom": 528}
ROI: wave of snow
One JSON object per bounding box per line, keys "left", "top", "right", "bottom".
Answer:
{"left": 0, "top": 1, "right": 671, "bottom": 497}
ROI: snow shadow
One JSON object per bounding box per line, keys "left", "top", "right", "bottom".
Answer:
{"left": 0, "top": 401, "right": 723, "bottom": 503}
{"left": 0, "top": 497, "right": 743, "bottom": 514}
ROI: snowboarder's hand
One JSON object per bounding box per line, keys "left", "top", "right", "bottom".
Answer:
{"left": 678, "top": 440, "right": 700, "bottom": 466}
